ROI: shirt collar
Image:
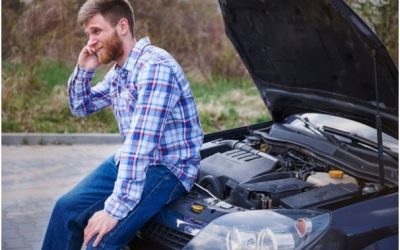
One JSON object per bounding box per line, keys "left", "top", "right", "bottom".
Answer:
{"left": 114, "top": 37, "right": 151, "bottom": 76}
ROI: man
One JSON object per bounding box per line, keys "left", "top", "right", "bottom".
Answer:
{"left": 41, "top": 0, "right": 203, "bottom": 249}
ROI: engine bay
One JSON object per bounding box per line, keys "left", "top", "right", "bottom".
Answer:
{"left": 196, "top": 123, "right": 393, "bottom": 211}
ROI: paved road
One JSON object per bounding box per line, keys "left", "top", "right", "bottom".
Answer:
{"left": 2, "top": 144, "right": 120, "bottom": 250}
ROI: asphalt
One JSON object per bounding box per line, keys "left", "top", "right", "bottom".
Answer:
{"left": 2, "top": 143, "right": 121, "bottom": 250}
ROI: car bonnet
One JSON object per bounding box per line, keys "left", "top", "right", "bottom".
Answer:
{"left": 218, "top": 0, "right": 398, "bottom": 138}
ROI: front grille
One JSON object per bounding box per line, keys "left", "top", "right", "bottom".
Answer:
{"left": 140, "top": 221, "right": 193, "bottom": 250}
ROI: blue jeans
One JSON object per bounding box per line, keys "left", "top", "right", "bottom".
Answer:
{"left": 42, "top": 155, "right": 187, "bottom": 250}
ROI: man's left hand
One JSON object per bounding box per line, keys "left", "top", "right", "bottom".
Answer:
{"left": 83, "top": 210, "right": 119, "bottom": 247}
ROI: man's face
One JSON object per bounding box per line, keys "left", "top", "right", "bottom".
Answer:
{"left": 84, "top": 14, "right": 123, "bottom": 64}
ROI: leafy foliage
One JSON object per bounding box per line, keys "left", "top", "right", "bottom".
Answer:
{"left": 345, "top": 0, "right": 398, "bottom": 63}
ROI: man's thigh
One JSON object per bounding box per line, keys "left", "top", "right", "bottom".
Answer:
{"left": 89, "top": 165, "right": 186, "bottom": 249}
{"left": 58, "top": 155, "right": 118, "bottom": 225}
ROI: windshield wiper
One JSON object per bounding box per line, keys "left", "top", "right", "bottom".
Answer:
{"left": 322, "top": 125, "right": 398, "bottom": 160}
{"left": 292, "top": 115, "right": 343, "bottom": 147}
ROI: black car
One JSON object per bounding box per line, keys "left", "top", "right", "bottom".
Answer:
{"left": 134, "top": 0, "right": 399, "bottom": 249}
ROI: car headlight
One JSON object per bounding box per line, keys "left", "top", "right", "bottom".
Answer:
{"left": 183, "top": 209, "right": 331, "bottom": 250}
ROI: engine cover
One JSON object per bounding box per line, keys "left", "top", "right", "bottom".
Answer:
{"left": 198, "top": 149, "right": 278, "bottom": 185}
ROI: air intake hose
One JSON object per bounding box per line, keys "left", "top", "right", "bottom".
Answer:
{"left": 198, "top": 175, "right": 224, "bottom": 200}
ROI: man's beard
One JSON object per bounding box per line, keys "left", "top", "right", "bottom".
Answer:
{"left": 97, "top": 31, "right": 123, "bottom": 64}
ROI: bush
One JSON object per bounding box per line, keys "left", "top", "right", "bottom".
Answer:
{"left": 2, "top": 0, "right": 248, "bottom": 81}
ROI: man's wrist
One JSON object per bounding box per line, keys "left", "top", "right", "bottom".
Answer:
{"left": 103, "top": 208, "right": 121, "bottom": 221}
{"left": 104, "top": 196, "right": 130, "bottom": 220}
{"left": 76, "top": 65, "right": 95, "bottom": 79}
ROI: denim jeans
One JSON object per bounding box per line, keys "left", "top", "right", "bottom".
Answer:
{"left": 42, "top": 155, "right": 187, "bottom": 250}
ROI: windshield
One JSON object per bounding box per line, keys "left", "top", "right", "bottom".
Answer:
{"left": 287, "top": 113, "right": 398, "bottom": 153}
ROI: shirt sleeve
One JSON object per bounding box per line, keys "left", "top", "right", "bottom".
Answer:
{"left": 67, "top": 65, "right": 112, "bottom": 117}
{"left": 104, "top": 63, "right": 181, "bottom": 220}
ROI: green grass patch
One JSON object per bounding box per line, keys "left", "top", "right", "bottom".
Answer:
{"left": 35, "top": 59, "right": 73, "bottom": 91}
{"left": 190, "top": 75, "right": 270, "bottom": 133}
{"left": 2, "top": 59, "right": 115, "bottom": 133}
{"left": 34, "top": 59, "right": 108, "bottom": 91}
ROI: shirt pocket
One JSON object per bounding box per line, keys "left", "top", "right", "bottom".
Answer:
{"left": 119, "top": 89, "right": 137, "bottom": 114}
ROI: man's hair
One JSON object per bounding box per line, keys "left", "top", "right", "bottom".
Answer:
{"left": 78, "top": 0, "right": 135, "bottom": 36}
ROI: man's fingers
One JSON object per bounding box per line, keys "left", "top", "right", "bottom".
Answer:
{"left": 83, "top": 211, "right": 99, "bottom": 245}
{"left": 81, "top": 45, "right": 94, "bottom": 57}
{"left": 86, "top": 45, "right": 98, "bottom": 55}
{"left": 84, "top": 46, "right": 94, "bottom": 55}
{"left": 82, "top": 211, "right": 118, "bottom": 247}
{"left": 83, "top": 224, "right": 96, "bottom": 246}
{"left": 93, "top": 230, "right": 106, "bottom": 247}
{"left": 83, "top": 231, "right": 93, "bottom": 246}
{"left": 84, "top": 221, "right": 93, "bottom": 238}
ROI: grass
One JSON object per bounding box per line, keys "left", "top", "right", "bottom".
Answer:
{"left": 190, "top": 76, "right": 270, "bottom": 132}
{"left": 2, "top": 59, "right": 270, "bottom": 134}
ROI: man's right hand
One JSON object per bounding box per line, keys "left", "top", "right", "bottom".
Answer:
{"left": 78, "top": 45, "right": 100, "bottom": 71}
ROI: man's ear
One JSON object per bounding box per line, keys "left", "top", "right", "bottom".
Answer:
{"left": 117, "top": 18, "right": 129, "bottom": 36}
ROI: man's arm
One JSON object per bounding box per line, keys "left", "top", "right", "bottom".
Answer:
{"left": 67, "top": 66, "right": 112, "bottom": 116}
{"left": 68, "top": 45, "right": 112, "bottom": 116}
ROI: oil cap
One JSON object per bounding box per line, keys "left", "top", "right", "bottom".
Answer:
{"left": 191, "top": 204, "right": 205, "bottom": 213}
{"left": 329, "top": 170, "right": 344, "bottom": 178}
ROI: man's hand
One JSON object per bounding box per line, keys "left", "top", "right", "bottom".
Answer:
{"left": 78, "top": 45, "right": 101, "bottom": 71}
{"left": 83, "top": 210, "right": 118, "bottom": 248}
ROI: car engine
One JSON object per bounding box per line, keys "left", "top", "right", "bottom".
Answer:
{"left": 197, "top": 132, "right": 362, "bottom": 211}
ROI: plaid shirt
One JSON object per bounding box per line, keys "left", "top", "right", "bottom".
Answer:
{"left": 68, "top": 37, "right": 203, "bottom": 220}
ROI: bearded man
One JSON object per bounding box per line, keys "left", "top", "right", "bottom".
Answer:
{"left": 41, "top": 0, "right": 203, "bottom": 249}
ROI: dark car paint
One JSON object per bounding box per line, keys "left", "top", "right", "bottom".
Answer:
{"left": 311, "top": 192, "right": 398, "bottom": 250}
{"left": 218, "top": 0, "right": 398, "bottom": 137}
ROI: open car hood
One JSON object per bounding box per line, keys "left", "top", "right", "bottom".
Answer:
{"left": 218, "top": 0, "right": 398, "bottom": 138}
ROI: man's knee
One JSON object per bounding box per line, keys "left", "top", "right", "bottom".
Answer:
{"left": 53, "top": 192, "right": 76, "bottom": 214}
